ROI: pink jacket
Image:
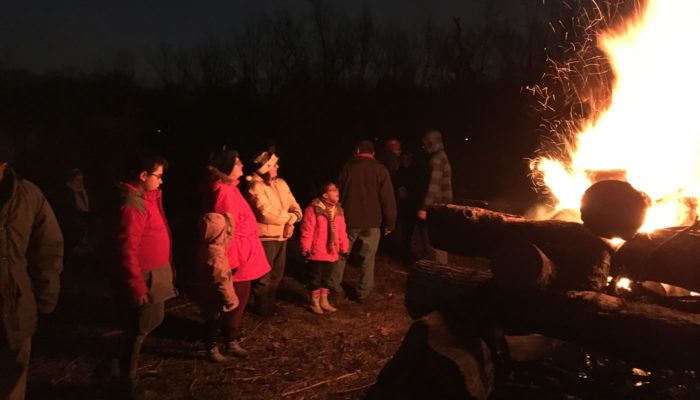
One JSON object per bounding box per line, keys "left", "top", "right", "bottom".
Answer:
{"left": 201, "top": 168, "right": 270, "bottom": 282}
{"left": 116, "top": 182, "right": 175, "bottom": 299}
{"left": 300, "top": 199, "right": 349, "bottom": 262}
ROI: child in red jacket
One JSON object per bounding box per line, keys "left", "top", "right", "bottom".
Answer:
{"left": 300, "top": 183, "right": 349, "bottom": 314}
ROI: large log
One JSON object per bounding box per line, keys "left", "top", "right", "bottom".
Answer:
{"left": 613, "top": 226, "right": 700, "bottom": 293}
{"left": 405, "top": 259, "right": 492, "bottom": 319}
{"left": 406, "top": 260, "right": 700, "bottom": 369}
{"left": 367, "top": 311, "right": 494, "bottom": 400}
{"left": 427, "top": 205, "right": 612, "bottom": 291}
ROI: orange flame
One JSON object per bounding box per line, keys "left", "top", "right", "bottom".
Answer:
{"left": 533, "top": 0, "right": 700, "bottom": 232}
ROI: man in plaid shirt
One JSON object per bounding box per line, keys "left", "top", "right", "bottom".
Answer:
{"left": 415, "top": 130, "right": 452, "bottom": 263}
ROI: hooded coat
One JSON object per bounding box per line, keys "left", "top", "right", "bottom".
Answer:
{"left": 421, "top": 130, "right": 453, "bottom": 209}
{"left": 0, "top": 168, "right": 63, "bottom": 349}
{"left": 194, "top": 213, "right": 238, "bottom": 320}
{"left": 201, "top": 167, "right": 270, "bottom": 282}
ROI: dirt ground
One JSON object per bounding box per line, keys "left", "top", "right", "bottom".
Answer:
{"left": 27, "top": 243, "right": 412, "bottom": 400}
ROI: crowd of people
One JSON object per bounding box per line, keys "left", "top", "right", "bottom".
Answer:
{"left": 0, "top": 131, "right": 453, "bottom": 400}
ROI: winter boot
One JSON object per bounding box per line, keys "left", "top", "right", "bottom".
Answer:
{"left": 207, "top": 345, "right": 227, "bottom": 363}
{"left": 319, "top": 288, "right": 337, "bottom": 312}
{"left": 224, "top": 340, "right": 249, "bottom": 358}
{"left": 310, "top": 289, "right": 324, "bottom": 314}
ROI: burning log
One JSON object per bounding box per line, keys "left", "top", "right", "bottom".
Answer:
{"left": 426, "top": 205, "right": 612, "bottom": 291}
{"left": 580, "top": 180, "right": 650, "bottom": 239}
{"left": 613, "top": 225, "right": 700, "bottom": 293}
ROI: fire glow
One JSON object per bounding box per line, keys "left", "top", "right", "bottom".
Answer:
{"left": 532, "top": 0, "right": 700, "bottom": 232}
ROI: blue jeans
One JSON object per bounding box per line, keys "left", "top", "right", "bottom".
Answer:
{"left": 328, "top": 227, "right": 381, "bottom": 299}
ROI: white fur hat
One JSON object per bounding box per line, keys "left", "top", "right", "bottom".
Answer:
{"left": 253, "top": 151, "right": 279, "bottom": 174}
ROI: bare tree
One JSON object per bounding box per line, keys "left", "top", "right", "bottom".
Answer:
{"left": 196, "top": 39, "right": 235, "bottom": 87}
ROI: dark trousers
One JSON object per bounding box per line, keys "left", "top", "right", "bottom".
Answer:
{"left": 204, "top": 314, "right": 234, "bottom": 350}
{"left": 308, "top": 260, "right": 334, "bottom": 291}
{"left": 119, "top": 301, "right": 165, "bottom": 382}
{"left": 0, "top": 335, "right": 30, "bottom": 400}
{"left": 329, "top": 228, "right": 381, "bottom": 299}
{"left": 203, "top": 280, "right": 249, "bottom": 348}
{"left": 252, "top": 240, "right": 287, "bottom": 315}
{"left": 230, "top": 280, "right": 250, "bottom": 335}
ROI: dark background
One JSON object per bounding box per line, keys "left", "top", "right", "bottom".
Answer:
{"left": 0, "top": 0, "right": 638, "bottom": 216}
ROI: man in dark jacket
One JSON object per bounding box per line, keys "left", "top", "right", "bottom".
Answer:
{"left": 329, "top": 140, "right": 396, "bottom": 301}
{"left": 0, "top": 136, "right": 63, "bottom": 400}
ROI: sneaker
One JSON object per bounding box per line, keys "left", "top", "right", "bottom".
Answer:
{"left": 224, "top": 340, "right": 249, "bottom": 358}
{"left": 207, "top": 346, "right": 227, "bottom": 363}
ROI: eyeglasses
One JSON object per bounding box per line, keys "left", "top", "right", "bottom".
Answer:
{"left": 149, "top": 173, "right": 163, "bottom": 180}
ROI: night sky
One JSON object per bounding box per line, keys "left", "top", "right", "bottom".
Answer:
{"left": 0, "top": 0, "right": 528, "bottom": 76}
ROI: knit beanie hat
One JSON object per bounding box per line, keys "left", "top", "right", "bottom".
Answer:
{"left": 252, "top": 151, "right": 279, "bottom": 175}
{"left": 209, "top": 146, "right": 239, "bottom": 175}
{"left": 0, "top": 134, "right": 15, "bottom": 164}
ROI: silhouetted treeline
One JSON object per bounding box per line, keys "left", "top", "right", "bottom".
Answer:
{"left": 0, "top": 0, "right": 634, "bottom": 217}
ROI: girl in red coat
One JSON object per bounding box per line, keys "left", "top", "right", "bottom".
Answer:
{"left": 201, "top": 147, "right": 270, "bottom": 356}
{"left": 299, "top": 182, "right": 349, "bottom": 314}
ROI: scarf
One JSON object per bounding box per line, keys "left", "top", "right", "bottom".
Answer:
{"left": 311, "top": 198, "right": 343, "bottom": 254}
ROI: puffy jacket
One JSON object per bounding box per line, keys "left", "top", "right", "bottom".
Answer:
{"left": 194, "top": 213, "right": 238, "bottom": 320}
{"left": 246, "top": 174, "right": 302, "bottom": 241}
{"left": 0, "top": 168, "right": 63, "bottom": 349}
{"left": 202, "top": 167, "right": 270, "bottom": 282}
{"left": 299, "top": 200, "right": 349, "bottom": 262}
{"left": 116, "top": 182, "right": 176, "bottom": 302}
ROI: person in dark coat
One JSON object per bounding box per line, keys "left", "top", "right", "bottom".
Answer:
{"left": 0, "top": 135, "right": 63, "bottom": 400}
{"left": 329, "top": 140, "right": 396, "bottom": 301}
{"left": 53, "top": 168, "right": 90, "bottom": 255}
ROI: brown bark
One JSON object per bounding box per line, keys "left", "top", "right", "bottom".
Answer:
{"left": 613, "top": 226, "right": 700, "bottom": 293}
{"left": 367, "top": 311, "right": 494, "bottom": 400}
{"left": 406, "top": 261, "right": 700, "bottom": 369}
{"left": 491, "top": 241, "right": 556, "bottom": 293}
{"left": 405, "top": 259, "right": 492, "bottom": 319}
{"left": 426, "top": 205, "right": 612, "bottom": 290}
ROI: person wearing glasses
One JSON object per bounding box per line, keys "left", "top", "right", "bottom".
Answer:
{"left": 113, "top": 153, "right": 177, "bottom": 399}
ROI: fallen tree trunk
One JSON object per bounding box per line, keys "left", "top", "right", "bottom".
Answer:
{"left": 407, "top": 261, "right": 700, "bottom": 369}
{"left": 427, "top": 205, "right": 612, "bottom": 290}
{"left": 491, "top": 241, "right": 557, "bottom": 294}
{"left": 405, "top": 259, "right": 492, "bottom": 319}
{"left": 613, "top": 226, "right": 700, "bottom": 293}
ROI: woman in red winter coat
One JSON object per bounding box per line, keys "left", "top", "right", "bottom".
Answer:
{"left": 299, "top": 182, "right": 349, "bottom": 314}
{"left": 201, "top": 148, "right": 270, "bottom": 357}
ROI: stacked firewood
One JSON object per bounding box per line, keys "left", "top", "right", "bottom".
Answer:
{"left": 368, "top": 204, "right": 700, "bottom": 400}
